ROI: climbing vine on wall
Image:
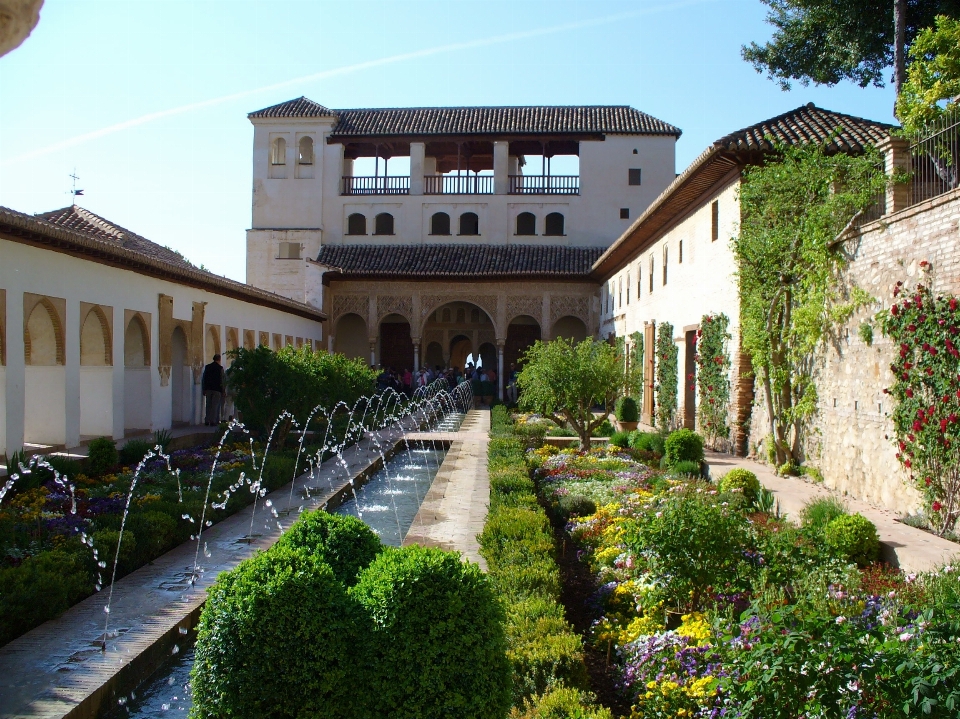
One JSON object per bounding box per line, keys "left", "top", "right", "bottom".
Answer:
{"left": 655, "top": 322, "right": 678, "bottom": 433}
{"left": 880, "top": 278, "right": 960, "bottom": 535}
{"left": 696, "top": 313, "right": 732, "bottom": 447}
{"left": 629, "top": 330, "right": 644, "bottom": 406}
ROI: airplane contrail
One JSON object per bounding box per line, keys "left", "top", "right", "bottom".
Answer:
{"left": 2, "top": 0, "right": 715, "bottom": 166}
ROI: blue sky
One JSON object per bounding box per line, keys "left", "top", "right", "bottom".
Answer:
{"left": 0, "top": 0, "right": 897, "bottom": 282}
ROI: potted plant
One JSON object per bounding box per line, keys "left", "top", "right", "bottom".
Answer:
{"left": 615, "top": 396, "right": 639, "bottom": 432}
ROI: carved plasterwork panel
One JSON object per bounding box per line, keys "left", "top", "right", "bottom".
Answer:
{"left": 423, "top": 329, "right": 444, "bottom": 347}
{"left": 478, "top": 328, "right": 497, "bottom": 347}
{"left": 505, "top": 296, "right": 543, "bottom": 326}
{"left": 331, "top": 294, "right": 369, "bottom": 325}
{"left": 550, "top": 295, "right": 591, "bottom": 326}
{"left": 376, "top": 295, "right": 413, "bottom": 324}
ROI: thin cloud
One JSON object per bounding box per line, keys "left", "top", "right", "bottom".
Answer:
{"left": 2, "top": 0, "right": 714, "bottom": 166}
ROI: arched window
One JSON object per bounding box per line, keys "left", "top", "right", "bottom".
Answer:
{"left": 430, "top": 212, "right": 451, "bottom": 235}
{"left": 271, "top": 137, "right": 286, "bottom": 165}
{"left": 459, "top": 212, "right": 479, "bottom": 236}
{"left": 516, "top": 212, "right": 536, "bottom": 236}
{"left": 347, "top": 213, "right": 367, "bottom": 235}
{"left": 374, "top": 213, "right": 394, "bottom": 235}
{"left": 470, "top": 308, "right": 480, "bottom": 323}
{"left": 298, "top": 136, "right": 314, "bottom": 165}
{"left": 456, "top": 308, "right": 466, "bottom": 323}
{"left": 442, "top": 308, "right": 452, "bottom": 322}
{"left": 545, "top": 212, "right": 565, "bottom": 236}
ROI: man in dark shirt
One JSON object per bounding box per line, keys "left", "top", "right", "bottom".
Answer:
{"left": 201, "top": 354, "right": 225, "bottom": 426}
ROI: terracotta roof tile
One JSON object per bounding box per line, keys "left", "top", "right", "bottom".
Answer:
{"left": 249, "top": 98, "right": 681, "bottom": 137}
{"left": 716, "top": 103, "right": 893, "bottom": 154}
{"left": 317, "top": 244, "right": 602, "bottom": 279}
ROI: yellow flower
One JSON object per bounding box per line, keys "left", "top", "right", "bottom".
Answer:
{"left": 677, "top": 613, "right": 713, "bottom": 645}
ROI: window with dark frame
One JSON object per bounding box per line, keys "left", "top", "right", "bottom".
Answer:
{"left": 430, "top": 212, "right": 451, "bottom": 235}
{"left": 544, "top": 212, "right": 565, "bottom": 236}
{"left": 459, "top": 212, "right": 479, "bottom": 236}
{"left": 374, "top": 212, "right": 394, "bottom": 235}
{"left": 663, "top": 245, "right": 668, "bottom": 285}
{"left": 711, "top": 200, "right": 719, "bottom": 241}
{"left": 620, "top": 208, "right": 629, "bottom": 219}
{"left": 628, "top": 168, "right": 642, "bottom": 186}
{"left": 347, "top": 213, "right": 366, "bottom": 235}
{"left": 516, "top": 212, "right": 536, "bottom": 235}
{"left": 649, "top": 256, "right": 654, "bottom": 293}
{"left": 679, "top": 239, "right": 683, "bottom": 263}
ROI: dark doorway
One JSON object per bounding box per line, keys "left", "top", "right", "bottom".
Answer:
{"left": 380, "top": 320, "right": 413, "bottom": 370}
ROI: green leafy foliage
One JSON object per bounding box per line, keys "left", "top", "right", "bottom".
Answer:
{"left": 190, "top": 545, "right": 369, "bottom": 719}
{"left": 628, "top": 431, "right": 665, "bottom": 456}
{"left": 800, "top": 496, "right": 848, "bottom": 532}
{"left": 718, "top": 468, "right": 762, "bottom": 506}
{"left": 275, "top": 510, "right": 382, "bottom": 586}
{"left": 671, "top": 460, "right": 701, "bottom": 477}
{"left": 351, "top": 545, "right": 511, "bottom": 719}
{"left": 118, "top": 439, "right": 152, "bottom": 468}
{"left": 518, "top": 338, "right": 624, "bottom": 449}
{"left": 615, "top": 396, "right": 639, "bottom": 423}
{"left": 654, "top": 322, "right": 678, "bottom": 432}
{"left": 736, "top": 141, "right": 885, "bottom": 466}
{"left": 695, "top": 313, "right": 732, "bottom": 446}
{"left": 664, "top": 429, "right": 704, "bottom": 467}
{"left": 881, "top": 282, "right": 960, "bottom": 534}
{"left": 823, "top": 513, "right": 880, "bottom": 566}
{"left": 227, "top": 345, "right": 375, "bottom": 446}
{"left": 510, "top": 686, "right": 612, "bottom": 719}
{"left": 608, "top": 431, "right": 631, "bottom": 448}
{"left": 628, "top": 330, "right": 644, "bottom": 407}
{"left": 86, "top": 437, "right": 118, "bottom": 477}
{"left": 897, "top": 14, "right": 960, "bottom": 132}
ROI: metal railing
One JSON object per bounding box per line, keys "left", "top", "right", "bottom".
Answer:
{"left": 508, "top": 175, "right": 580, "bottom": 195}
{"left": 910, "top": 107, "right": 960, "bottom": 206}
{"left": 423, "top": 174, "right": 494, "bottom": 195}
{"left": 341, "top": 176, "right": 410, "bottom": 195}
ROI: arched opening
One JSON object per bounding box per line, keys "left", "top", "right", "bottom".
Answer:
{"left": 374, "top": 213, "right": 394, "bottom": 236}
{"left": 430, "top": 212, "right": 450, "bottom": 236}
{"left": 378, "top": 313, "right": 413, "bottom": 371}
{"left": 347, "top": 213, "right": 367, "bottom": 235}
{"left": 442, "top": 308, "right": 452, "bottom": 323}
{"left": 226, "top": 328, "right": 239, "bottom": 363}
{"left": 271, "top": 137, "right": 286, "bottom": 165}
{"left": 124, "top": 315, "right": 151, "bottom": 434}
{"left": 298, "top": 136, "right": 314, "bottom": 165}
{"left": 80, "top": 307, "right": 111, "bottom": 366}
{"left": 506, "top": 315, "right": 541, "bottom": 372}
{"left": 478, "top": 342, "right": 497, "bottom": 376}
{"left": 449, "top": 335, "right": 472, "bottom": 372}
{"left": 553, "top": 315, "right": 588, "bottom": 343}
{"left": 170, "top": 326, "right": 191, "bottom": 425}
{"left": 206, "top": 326, "right": 221, "bottom": 364}
{"left": 456, "top": 307, "right": 466, "bottom": 324}
{"left": 333, "top": 313, "right": 368, "bottom": 361}
{"left": 80, "top": 306, "right": 113, "bottom": 437}
{"left": 243, "top": 329, "right": 256, "bottom": 350}
{"left": 544, "top": 212, "right": 565, "bottom": 236}
{"left": 516, "top": 212, "right": 536, "bottom": 236}
{"left": 424, "top": 342, "right": 444, "bottom": 370}
{"left": 459, "top": 212, "right": 479, "bottom": 236}
{"left": 24, "top": 298, "right": 66, "bottom": 445}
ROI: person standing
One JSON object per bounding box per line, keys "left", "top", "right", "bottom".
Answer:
{"left": 202, "top": 354, "right": 226, "bottom": 426}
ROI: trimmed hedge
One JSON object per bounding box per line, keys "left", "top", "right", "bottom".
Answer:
{"left": 664, "top": 428, "right": 704, "bottom": 467}
{"left": 352, "top": 545, "right": 511, "bottom": 719}
{"left": 275, "top": 510, "right": 382, "bottom": 586}
{"left": 482, "top": 408, "right": 591, "bottom": 707}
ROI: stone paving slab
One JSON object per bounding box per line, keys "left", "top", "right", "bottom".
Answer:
{"left": 403, "top": 410, "right": 490, "bottom": 569}
{"left": 0, "top": 423, "right": 414, "bottom": 719}
{"left": 706, "top": 450, "right": 960, "bottom": 573}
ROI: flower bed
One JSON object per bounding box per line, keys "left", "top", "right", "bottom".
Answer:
{"left": 0, "top": 441, "right": 300, "bottom": 647}
{"left": 531, "top": 432, "right": 960, "bottom": 717}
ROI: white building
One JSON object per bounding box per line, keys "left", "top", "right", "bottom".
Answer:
{"left": 0, "top": 205, "right": 325, "bottom": 458}
{"left": 245, "top": 98, "right": 680, "bottom": 381}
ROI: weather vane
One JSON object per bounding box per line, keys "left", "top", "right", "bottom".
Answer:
{"left": 68, "top": 169, "right": 84, "bottom": 205}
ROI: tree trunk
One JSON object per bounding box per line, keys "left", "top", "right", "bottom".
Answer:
{"left": 893, "top": 0, "right": 907, "bottom": 104}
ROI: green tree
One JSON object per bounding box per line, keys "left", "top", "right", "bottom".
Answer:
{"left": 897, "top": 15, "right": 960, "bottom": 130}
{"left": 743, "top": 0, "right": 960, "bottom": 93}
{"left": 655, "top": 323, "right": 678, "bottom": 433}
{"left": 517, "top": 338, "right": 624, "bottom": 449}
{"left": 735, "top": 141, "right": 886, "bottom": 467}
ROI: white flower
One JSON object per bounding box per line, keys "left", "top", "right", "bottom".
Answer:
{"left": 899, "top": 632, "right": 915, "bottom": 642}
{"left": 836, "top": 616, "right": 847, "bottom": 624}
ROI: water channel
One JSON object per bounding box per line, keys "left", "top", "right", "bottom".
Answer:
{"left": 103, "top": 429, "right": 458, "bottom": 719}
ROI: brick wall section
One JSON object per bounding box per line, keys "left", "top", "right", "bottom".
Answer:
{"left": 749, "top": 187, "right": 960, "bottom": 512}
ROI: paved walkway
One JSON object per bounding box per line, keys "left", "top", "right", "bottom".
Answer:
{"left": 706, "top": 450, "right": 960, "bottom": 573}
{"left": 0, "top": 422, "right": 412, "bottom": 719}
{"left": 403, "top": 410, "right": 491, "bottom": 568}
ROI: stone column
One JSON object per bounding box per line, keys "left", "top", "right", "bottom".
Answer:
{"left": 5, "top": 289, "right": 25, "bottom": 456}
{"left": 497, "top": 341, "right": 505, "bottom": 401}
{"left": 64, "top": 299, "right": 80, "bottom": 448}
{"left": 413, "top": 342, "right": 420, "bottom": 372}
{"left": 112, "top": 304, "right": 125, "bottom": 440}
{"left": 369, "top": 341, "right": 377, "bottom": 368}
{"left": 410, "top": 142, "right": 425, "bottom": 196}
{"left": 494, "top": 141, "right": 510, "bottom": 195}
{"left": 877, "top": 134, "right": 912, "bottom": 214}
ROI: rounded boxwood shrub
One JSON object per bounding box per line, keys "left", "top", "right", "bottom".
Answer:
{"left": 718, "top": 468, "right": 761, "bottom": 505}
{"left": 823, "top": 513, "right": 880, "bottom": 566}
{"left": 671, "top": 460, "right": 701, "bottom": 477}
{"left": 513, "top": 686, "right": 612, "bottom": 719}
{"left": 628, "top": 430, "right": 665, "bottom": 455}
{"left": 86, "top": 437, "right": 118, "bottom": 477}
{"left": 275, "top": 509, "right": 382, "bottom": 586}
{"left": 663, "top": 429, "right": 704, "bottom": 467}
{"left": 608, "top": 430, "right": 631, "bottom": 448}
{"left": 351, "top": 545, "right": 511, "bottom": 719}
{"left": 615, "top": 396, "right": 639, "bottom": 423}
{"left": 191, "top": 545, "right": 369, "bottom": 719}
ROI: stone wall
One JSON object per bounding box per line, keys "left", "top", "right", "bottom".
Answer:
{"left": 749, "top": 187, "right": 960, "bottom": 513}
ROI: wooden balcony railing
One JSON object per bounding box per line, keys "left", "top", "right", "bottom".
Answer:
{"left": 424, "top": 174, "right": 495, "bottom": 195}
{"left": 341, "top": 176, "right": 410, "bottom": 195}
{"left": 508, "top": 175, "right": 580, "bottom": 195}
